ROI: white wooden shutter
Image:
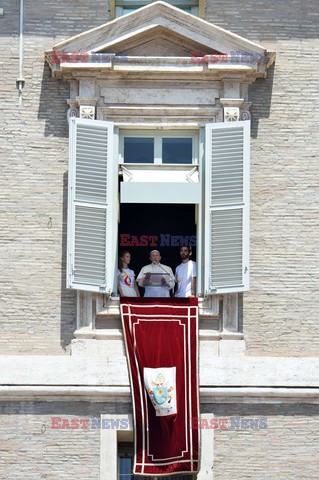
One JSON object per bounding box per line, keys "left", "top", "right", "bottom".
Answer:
{"left": 67, "top": 118, "right": 117, "bottom": 293}
{"left": 205, "top": 120, "right": 250, "bottom": 294}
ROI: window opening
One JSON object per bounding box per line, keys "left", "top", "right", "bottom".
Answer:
{"left": 162, "top": 137, "right": 192, "bottom": 164}
{"left": 118, "top": 203, "right": 197, "bottom": 296}
{"left": 115, "top": 0, "right": 199, "bottom": 18}
{"left": 118, "top": 442, "right": 196, "bottom": 479}
{"left": 121, "top": 131, "right": 197, "bottom": 165}
{"left": 124, "top": 137, "right": 154, "bottom": 163}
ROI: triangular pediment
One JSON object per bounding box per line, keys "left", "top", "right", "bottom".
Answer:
{"left": 50, "top": 1, "right": 266, "bottom": 57}
{"left": 94, "top": 25, "right": 221, "bottom": 57}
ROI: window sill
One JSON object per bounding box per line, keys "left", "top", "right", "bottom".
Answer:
{"left": 100, "top": 295, "right": 219, "bottom": 318}
{"left": 73, "top": 325, "right": 244, "bottom": 341}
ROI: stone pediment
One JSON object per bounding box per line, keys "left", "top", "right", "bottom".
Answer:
{"left": 50, "top": 1, "right": 265, "bottom": 55}
{"left": 94, "top": 25, "right": 221, "bottom": 58}
{"left": 46, "top": 1, "right": 274, "bottom": 79}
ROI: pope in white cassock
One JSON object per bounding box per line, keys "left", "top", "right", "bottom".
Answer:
{"left": 136, "top": 250, "right": 175, "bottom": 297}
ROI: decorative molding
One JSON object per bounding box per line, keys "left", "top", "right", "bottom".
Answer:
{"left": 80, "top": 105, "right": 95, "bottom": 119}
{"left": 45, "top": 2, "right": 272, "bottom": 82}
{"left": 50, "top": 2, "right": 266, "bottom": 56}
{"left": 76, "top": 96, "right": 99, "bottom": 106}
{"left": 67, "top": 106, "right": 79, "bottom": 123}
{"left": 66, "top": 98, "right": 79, "bottom": 122}
{"left": 241, "top": 110, "right": 251, "bottom": 121}
{"left": 224, "top": 107, "right": 240, "bottom": 122}
{"left": 99, "top": 105, "right": 220, "bottom": 126}
{"left": 1, "top": 386, "right": 319, "bottom": 404}
{"left": 220, "top": 98, "right": 244, "bottom": 107}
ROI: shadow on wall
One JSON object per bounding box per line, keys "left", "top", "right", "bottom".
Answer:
{"left": 249, "top": 62, "right": 275, "bottom": 139}
{"left": 238, "top": 293, "right": 243, "bottom": 333}
{"left": 37, "top": 62, "right": 76, "bottom": 349}
{"left": 37, "top": 62, "right": 70, "bottom": 138}
{"left": 60, "top": 171, "right": 77, "bottom": 350}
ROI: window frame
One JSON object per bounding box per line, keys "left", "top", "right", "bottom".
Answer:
{"left": 110, "top": 0, "right": 205, "bottom": 18}
{"left": 99, "top": 413, "right": 214, "bottom": 479}
{"left": 67, "top": 119, "right": 249, "bottom": 298}
{"left": 119, "top": 129, "right": 199, "bottom": 166}
{"left": 117, "top": 128, "right": 201, "bottom": 296}
{"left": 117, "top": 442, "right": 197, "bottom": 479}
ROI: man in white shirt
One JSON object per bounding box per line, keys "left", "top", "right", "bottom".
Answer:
{"left": 137, "top": 250, "right": 175, "bottom": 297}
{"left": 175, "top": 246, "right": 196, "bottom": 297}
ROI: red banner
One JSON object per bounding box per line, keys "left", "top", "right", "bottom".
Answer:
{"left": 120, "top": 297, "right": 199, "bottom": 476}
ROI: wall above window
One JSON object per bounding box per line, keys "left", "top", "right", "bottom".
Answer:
{"left": 110, "top": 0, "right": 205, "bottom": 19}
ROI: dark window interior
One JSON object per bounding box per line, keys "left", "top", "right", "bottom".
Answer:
{"left": 118, "top": 203, "right": 196, "bottom": 294}
{"left": 124, "top": 137, "right": 154, "bottom": 163}
{"left": 162, "top": 138, "right": 192, "bottom": 164}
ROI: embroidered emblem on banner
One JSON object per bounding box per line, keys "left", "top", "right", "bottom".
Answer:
{"left": 144, "top": 367, "right": 177, "bottom": 417}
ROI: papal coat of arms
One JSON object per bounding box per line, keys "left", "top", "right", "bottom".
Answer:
{"left": 144, "top": 367, "right": 177, "bottom": 417}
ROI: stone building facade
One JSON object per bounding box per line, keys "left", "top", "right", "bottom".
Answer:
{"left": 0, "top": 0, "right": 318, "bottom": 479}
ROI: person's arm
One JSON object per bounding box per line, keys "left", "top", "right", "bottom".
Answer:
{"left": 136, "top": 267, "right": 144, "bottom": 287}
{"left": 137, "top": 267, "right": 152, "bottom": 287}
{"left": 167, "top": 267, "right": 175, "bottom": 290}
{"left": 144, "top": 272, "right": 152, "bottom": 285}
{"left": 190, "top": 262, "right": 197, "bottom": 297}
{"left": 158, "top": 265, "right": 175, "bottom": 289}
{"left": 134, "top": 279, "right": 140, "bottom": 297}
{"left": 117, "top": 276, "right": 124, "bottom": 297}
{"left": 191, "top": 276, "right": 196, "bottom": 297}
{"left": 174, "top": 269, "right": 178, "bottom": 295}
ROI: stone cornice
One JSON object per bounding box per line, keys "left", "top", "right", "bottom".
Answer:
{"left": 0, "top": 386, "right": 318, "bottom": 404}
{"left": 1, "top": 356, "right": 319, "bottom": 388}
{"left": 45, "top": 53, "right": 269, "bottom": 82}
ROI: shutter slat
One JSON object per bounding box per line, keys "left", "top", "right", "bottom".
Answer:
{"left": 211, "top": 122, "right": 244, "bottom": 205}
{"left": 67, "top": 118, "right": 115, "bottom": 292}
{"left": 205, "top": 121, "right": 250, "bottom": 293}
{"left": 210, "top": 209, "right": 243, "bottom": 287}
{"left": 75, "top": 121, "right": 109, "bottom": 204}
{"left": 74, "top": 205, "right": 107, "bottom": 286}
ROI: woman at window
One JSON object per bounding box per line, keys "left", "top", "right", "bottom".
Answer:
{"left": 118, "top": 251, "right": 140, "bottom": 297}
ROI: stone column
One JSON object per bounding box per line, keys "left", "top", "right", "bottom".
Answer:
{"left": 222, "top": 293, "right": 238, "bottom": 332}
{"left": 197, "top": 414, "right": 215, "bottom": 479}
{"left": 77, "top": 78, "right": 99, "bottom": 119}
